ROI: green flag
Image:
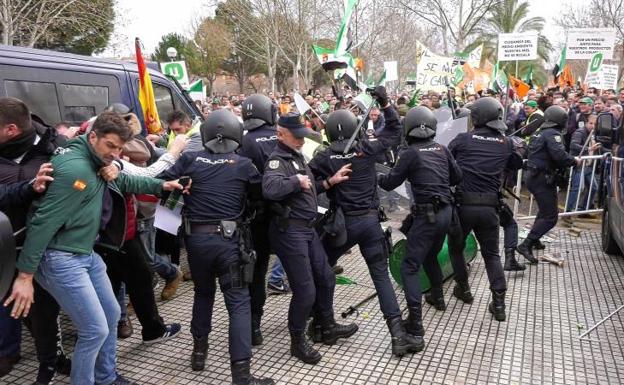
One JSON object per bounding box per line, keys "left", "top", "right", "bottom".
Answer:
{"left": 377, "top": 70, "right": 386, "bottom": 86}
{"left": 556, "top": 47, "right": 567, "bottom": 77}
{"left": 335, "top": 0, "right": 358, "bottom": 56}
{"left": 491, "top": 61, "right": 508, "bottom": 93}
{"left": 453, "top": 65, "right": 464, "bottom": 86}
{"left": 407, "top": 89, "right": 421, "bottom": 107}
{"left": 523, "top": 65, "right": 534, "bottom": 88}
{"left": 188, "top": 79, "right": 203, "bottom": 93}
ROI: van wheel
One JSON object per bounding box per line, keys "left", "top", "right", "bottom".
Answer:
{"left": 602, "top": 208, "right": 622, "bottom": 255}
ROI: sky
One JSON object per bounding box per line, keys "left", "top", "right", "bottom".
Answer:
{"left": 107, "top": 0, "right": 566, "bottom": 59}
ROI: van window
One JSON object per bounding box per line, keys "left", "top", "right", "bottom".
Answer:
{"left": 153, "top": 83, "right": 175, "bottom": 122}
{"left": 59, "top": 84, "right": 109, "bottom": 123}
{"left": 4, "top": 80, "right": 61, "bottom": 124}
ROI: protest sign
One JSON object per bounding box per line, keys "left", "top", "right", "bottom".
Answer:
{"left": 566, "top": 28, "right": 616, "bottom": 60}
{"left": 497, "top": 33, "right": 538, "bottom": 61}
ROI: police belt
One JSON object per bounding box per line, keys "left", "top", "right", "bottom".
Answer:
{"left": 456, "top": 192, "right": 499, "bottom": 207}
{"left": 344, "top": 208, "right": 378, "bottom": 217}
{"left": 289, "top": 217, "right": 317, "bottom": 228}
{"left": 188, "top": 223, "right": 222, "bottom": 234}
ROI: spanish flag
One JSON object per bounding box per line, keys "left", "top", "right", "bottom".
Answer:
{"left": 135, "top": 38, "right": 162, "bottom": 134}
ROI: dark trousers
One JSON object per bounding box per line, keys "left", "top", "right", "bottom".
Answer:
{"left": 0, "top": 281, "right": 63, "bottom": 367}
{"left": 185, "top": 233, "right": 251, "bottom": 363}
{"left": 499, "top": 203, "right": 518, "bottom": 250}
{"left": 451, "top": 205, "right": 506, "bottom": 291}
{"left": 527, "top": 173, "right": 559, "bottom": 241}
{"left": 156, "top": 229, "right": 181, "bottom": 265}
{"left": 324, "top": 213, "right": 401, "bottom": 319}
{"left": 402, "top": 205, "right": 451, "bottom": 307}
{"left": 269, "top": 221, "right": 335, "bottom": 333}
{"left": 96, "top": 238, "right": 166, "bottom": 341}
{"left": 249, "top": 215, "right": 272, "bottom": 319}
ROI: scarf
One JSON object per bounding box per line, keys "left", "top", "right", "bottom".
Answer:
{"left": 0, "top": 128, "right": 37, "bottom": 161}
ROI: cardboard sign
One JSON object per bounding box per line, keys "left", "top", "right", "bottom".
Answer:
{"left": 383, "top": 61, "right": 398, "bottom": 82}
{"left": 566, "top": 28, "right": 616, "bottom": 60}
{"left": 497, "top": 33, "right": 539, "bottom": 61}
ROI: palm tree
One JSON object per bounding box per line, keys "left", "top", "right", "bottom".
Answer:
{"left": 468, "top": 0, "right": 552, "bottom": 85}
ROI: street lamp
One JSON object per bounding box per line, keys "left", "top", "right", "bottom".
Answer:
{"left": 166, "top": 47, "right": 178, "bottom": 62}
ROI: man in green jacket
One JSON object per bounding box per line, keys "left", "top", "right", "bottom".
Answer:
{"left": 4, "top": 111, "right": 183, "bottom": 385}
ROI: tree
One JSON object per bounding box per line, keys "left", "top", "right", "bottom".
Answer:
{"left": 0, "top": 0, "right": 114, "bottom": 51}
{"left": 187, "top": 18, "right": 231, "bottom": 95}
{"left": 151, "top": 33, "right": 191, "bottom": 63}
{"left": 396, "top": 0, "right": 502, "bottom": 54}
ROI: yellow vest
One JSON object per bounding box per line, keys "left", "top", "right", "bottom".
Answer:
{"left": 167, "top": 121, "right": 200, "bottom": 149}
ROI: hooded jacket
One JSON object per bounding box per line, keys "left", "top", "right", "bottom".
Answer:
{"left": 17, "top": 135, "right": 164, "bottom": 274}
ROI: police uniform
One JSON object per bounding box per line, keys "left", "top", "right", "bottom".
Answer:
{"left": 519, "top": 106, "right": 576, "bottom": 259}
{"left": 263, "top": 113, "right": 357, "bottom": 365}
{"left": 238, "top": 94, "right": 279, "bottom": 345}
{"left": 308, "top": 101, "right": 421, "bottom": 357}
{"left": 447, "top": 97, "right": 523, "bottom": 321}
{"left": 160, "top": 110, "right": 273, "bottom": 385}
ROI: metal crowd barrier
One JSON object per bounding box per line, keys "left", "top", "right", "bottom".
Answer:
{"left": 512, "top": 155, "right": 607, "bottom": 221}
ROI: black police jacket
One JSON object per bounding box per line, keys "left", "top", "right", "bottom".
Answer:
{"left": 159, "top": 150, "right": 261, "bottom": 222}
{"left": 527, "top": 127, "right": 576, "bottom": 171}
{"left": 0, "top": 181, "right": 38, "bottom": 209}
{"left": 309, "top": 106, "right": 403, "bottom": 213}
{"left": 448, "top": 127, "right": 522, "bottom": 194}
{"left": 263, "top": 141, "right": 325, "bottom": 221}
{"left": 378, "top": 139, "right": 461, "bottom": 204}
{"left": 239, "top": 123, "right": 278, "bottom": 173}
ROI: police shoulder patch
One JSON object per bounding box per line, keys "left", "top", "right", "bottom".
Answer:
{"left": 554, "top": 135, "right": 562, "bottom": 143}
{"left": 269, "top": 160, "right": 279, "bottom": 169}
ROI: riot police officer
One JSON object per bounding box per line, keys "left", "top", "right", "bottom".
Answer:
{"left": 238, "top": 94, "right": 279, "bottom": 346}
{"left": 159, "top": 110, "right": 273, "bottom": 385}
{"left": 516, "top": 106, "right": 579, "bottom": 262}
{"left": 263, "top": 112, "right": 357, "bottom": 365}
{"left": 309, "top": 87, "right": 422, "bottom": 357}
{"left": 378, "top": 106, "right": 462, "bottom": 347}
{"left": 447, "top": 97, "right": 523, "bottom": 322}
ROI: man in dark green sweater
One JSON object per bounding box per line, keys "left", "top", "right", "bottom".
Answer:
{"left": 4, "top": 111, "right": 183, "bottom": 385}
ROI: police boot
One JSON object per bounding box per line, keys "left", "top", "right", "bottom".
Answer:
{"left": 191, "top": 335, "right": 208, "bottom": 371}
{"left": 320, "top": 318, "right": 359, "bottom": 345}
{"left": 306, "top": 318, "right": 323, "bottom": 343}
{"left": 452, "top": 280, "right": 474, "bottom": 304}
{"left": 516, "top": 238, "right": 538, "bottom": 264}
{"left": 488, "top": 290, "right": 506, "bottom": 322}
{"left": 231, "top": 359, "right": 275, "bottom": 385}
{"left": 386, "top": 316, "right": 424, "bottom": 356}
{"left": 290, "top": 331, "right": 321, "bottom": 365}
{"left": 404, "top": 304, "right": 425, "bottom": 337}
{"left": 504, "top": 248, "right": 526, "bottom": 271}
{"left": 533, "top": 239, "right": 546, "bottom": 250}
{"left": 251, "top": 314, "right": 263, "bottom": 346}
{"left": 424, "top": 287, "right": 446, "bottom": 311}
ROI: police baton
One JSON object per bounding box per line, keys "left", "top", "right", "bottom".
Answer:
{"left": 341, "top": 292, "right": 378, "bottom": 318}
{"left": 343, "top": 99, "right": 378, "bottom": 154}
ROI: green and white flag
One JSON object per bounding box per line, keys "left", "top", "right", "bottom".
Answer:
{"left": 313, "top": 0, "right": 358, "bottom": 71}
{"left": 554, "top": 47, "right": 567, "bottom": 77}
{"left": 490, "top": 61, "right": 508, "bottom": 93}
{"left": 188, "top": 79, "right": 203, "bottom": 92}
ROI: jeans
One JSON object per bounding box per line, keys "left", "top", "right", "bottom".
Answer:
{"left": 138, "top": 218, "right": 178, "bottom": 281}
{"left": 268, "top": 258, "right": 285, "bottom": 284}
{"left": 35, "top": 249, "right": 120, "bottom": 385}
{"left": 566, "top": 167, "right": 598, "bottom": 212}
{"left": 116, "top": 284, "right": 127, "bottom": 322}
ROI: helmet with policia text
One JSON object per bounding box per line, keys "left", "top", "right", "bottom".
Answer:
{"left": 469, "top": 97, "right": 506, "bottom": 134}
{"left": 200, "top": 109, "right": 242, "bottom": 153}
{"left": 325, "top": 109, "right": 358, "bottom": 143}
{"left": 404, "top": 106, "right": 437, "bottom": 139}
{"left": 241, "top": 94, "right": 277, "bottom": 131}
{"left": 540, "top": 105, "right": 568, "bottom": 130}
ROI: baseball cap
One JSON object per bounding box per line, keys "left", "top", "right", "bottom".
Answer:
{"left": 277, "top": 112, "right": 315, "bottom": 138}
{"left": 525, "top": 100, "right": 538, "bottom": 108}
{"left": 579, "top": 97, "right": 594, "bottom": 105}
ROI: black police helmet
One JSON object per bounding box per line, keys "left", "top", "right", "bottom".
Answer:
{"left": 405, "top": 106, "right": 437, "bottom": 139}
{"left": 104, "top": 103, "right": 132, "bottom": 114}
{"left": 200, "top": 109, "right": 242, "bottom": 154}
{"left": 540, "top": 105, "right": 568, "bottom": 130}
{"left": 469, "top": 97, "right": 506, "bottom": 133}
{"left": 242, "top": 94, "right": 276, "bottom": 130}
{"left": 325, "top": 109, "right": 358, "bottom": 143}
{"left": 456, "top": 107, "right": 471, "bottom": 119}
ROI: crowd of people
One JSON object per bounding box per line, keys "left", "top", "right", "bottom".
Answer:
{"left": 0, "top": 79, "right": 619, "bottom": 385}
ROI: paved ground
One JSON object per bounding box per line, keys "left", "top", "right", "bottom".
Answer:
{"left": 3, "top": 216, "right": 624, "bottom": 385}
